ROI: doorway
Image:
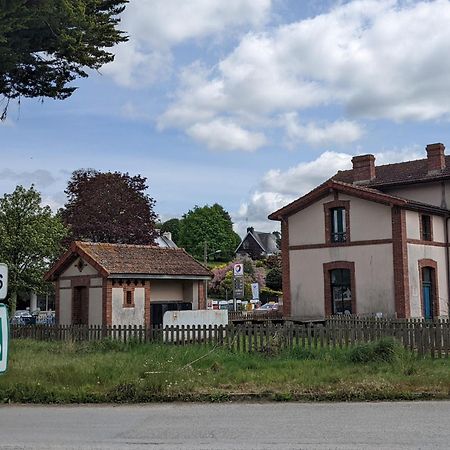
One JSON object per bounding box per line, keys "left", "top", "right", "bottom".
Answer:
{"left": 422, "top": 267, "right": 434, "bottom": 320}
{"left": 330, "top": 268, "right": 352, "bottom": 315}
{"left": 72, "top": 286, "right": 89, "bottom": 325}
{"left": 150, "top": 302, "right": 192, "bottom": 326}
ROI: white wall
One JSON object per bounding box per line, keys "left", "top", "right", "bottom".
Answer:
{"left": 288, "top": 195, "right": 333, "bottom": 245}
{"left": 111, "top": 287, "right": 145, "bottom": 326}
{"left": 59, "top": 289, "right": 72, "bottom": 325}
{"left": 88, "top": 287, "right": 103, "bottom": 325}
{"left": 338, "top": 195, "right": 392, "bottom": 240}
{"left": 60, "top": 257, "right": 99, "bottom": 277}
{"left": 151, "top": 280, "right": 184, "bottom": 302}
{"left": 386, "top": 182, "right": 446, "bottom": 208}
{"left": 289, "top": 244, "right": 395, "bottom": 319}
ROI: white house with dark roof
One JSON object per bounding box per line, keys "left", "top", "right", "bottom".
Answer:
{"left": 269, "top": 143, "right": 450, "bottom": 321}
{"left": 45, "top": 241, "right": 211, "bottom": 326}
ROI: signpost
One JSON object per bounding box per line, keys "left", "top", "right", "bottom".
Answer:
{"left": 0, "top": 264, "right": 9, "bottom": 374}
{"left": 233, "top": 263, "right": 244, "bottom": 311}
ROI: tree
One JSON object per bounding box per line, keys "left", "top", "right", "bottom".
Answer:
{"left": 266, "top": 267, "right": 282, "bottom": 291}
{"left": 0, "top": 0, "right": 128, "bottom": 118}
{"left": 0, "top": 185, "right": 67, "bottom": 312}
{"left": 160, "top": 218, "right": 180, "bottom": 244}
{"left": 61, "top": 169, "right": 158, "bottom": 244}
{"left": 177, "top": 204, "right": 241, "bottom": 262}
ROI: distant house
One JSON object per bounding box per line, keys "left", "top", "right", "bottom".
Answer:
{"left": 236, "top": 227, "right": 280, "bottom": 260}
{"left": 155, "top": 231, "right": 178, "bottom": 248}
{"left": 45, "top": 241, "right": 211, "bottom": 326}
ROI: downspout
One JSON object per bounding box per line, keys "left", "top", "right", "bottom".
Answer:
{"left": 446, "top": 217, "right": 450, "bottom": 317}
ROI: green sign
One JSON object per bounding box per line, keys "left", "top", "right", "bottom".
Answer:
{"left": 0, "top": 304, "right": 9, "bottom": 373}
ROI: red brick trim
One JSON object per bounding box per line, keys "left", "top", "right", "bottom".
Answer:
{"left": 123, "top": 286, "right": 136, "bottom": 308}
{"left": 418, "top": 259, "right": 440, "bottom": 318}
{"left": 392, "top": 207, "right": 410, "bottom": 318}
{"left": 418, "top": 213, "right": 433, "bottom": 242}
{"left": 281, "top": 218, "right": 291, "bottom": 318}
{"left": 55, "top": 281, "right": 60, "bottom": 325}
{"left": 198, "top": 281, "right": 206, "bottom": 310}
{"left": 102, "top": 279, "right": 112, "bottom": 326}
{"left": 323, "top": 261, "right": 356, "bottom": 316}
{"left": 290, "top": 238, "right": 392, "bottom": 251}
{"left": 144, "top": 281, "right": 151, "bottom": 326}
{"left": 69, "top": 276, "right": 92, "bottom": 288}
{"left": 407, "top": 239, "right": 446, "bottom": 247}
{"left": 324, "top": 200, "right": 350, "bottom": 245}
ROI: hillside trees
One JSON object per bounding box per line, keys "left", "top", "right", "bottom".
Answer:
{"left": 61, "top": 169, "right": 158, "bottom": 244}
{"left": 0, "top": 0, "right": 128, "bottom": 118}
{"left": 0, "top": 185, "right": 67, "bottom": 312}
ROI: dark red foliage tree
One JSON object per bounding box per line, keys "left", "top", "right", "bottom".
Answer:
{"left": 61, "top": 169, "right": 158, "bottom": 244}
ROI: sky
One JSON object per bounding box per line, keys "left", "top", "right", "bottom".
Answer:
{"left": 3, "top": 0, "right": 450, "bottom": 236}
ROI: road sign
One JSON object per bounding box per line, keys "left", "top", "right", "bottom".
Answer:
{"left": 0, "top": 304, "right": 9, "bottom": 373}
{"left": 251, "top": 283, "right": 259, "bottom": 300}
{"left": 233, "top": 276, "right": 244, "bottom": 299}
{"left": 0, "top": 264, "right": 7, "bottom": 300}
{"left": 233, "top": 263, "right": 243, "bottom": 276}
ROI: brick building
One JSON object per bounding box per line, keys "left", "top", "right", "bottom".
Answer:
{"left": 269, "top": 143, "right": 450, "bottom": 321}
{"left": 45, "top": 241, "right": 211, "bottom": 326}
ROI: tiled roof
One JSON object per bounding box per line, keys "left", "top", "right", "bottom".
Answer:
{"left": 45, "top": 241, "right": 211, "bottom": 280}
{"left": 333, "top": 155, "right": 450, "bottom": 187}
{"left": 252, "top": 231, "right": 279, "bottom": 254}
{"left": 268, "top": 179, "right": 449, "bottom": 220}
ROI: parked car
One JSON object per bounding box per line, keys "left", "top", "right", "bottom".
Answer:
{"left": 255, "top": 302, "right": 280, "bottom": 313}
{"left": 11, "top": 310, "right": 35, "bottom": 325}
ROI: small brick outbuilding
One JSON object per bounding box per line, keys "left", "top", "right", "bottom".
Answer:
{"left": 45, "top": 241, "right": 211, "bottom": 326}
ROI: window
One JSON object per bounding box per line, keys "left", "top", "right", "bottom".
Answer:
{"left": 331, "top": 207, "right": 347, "bottom": 243}
{"left": 421, "top": 215, "right": 432, "bottom": 241}
{"left": 330, "top": 269, "right": 352, "bottom": 315}
{"left": 123, "top": 289, "right": 135, "bottom": 308}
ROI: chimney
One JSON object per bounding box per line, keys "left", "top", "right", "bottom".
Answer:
{"left": 247, "top": 227, "right": 254, "bottom": 234}
{"left": 426, "top": 143, "right": 445, "bottom": 174}
{"left": 163, "top": 231, "right": 172, "bottom": 241}
{"left": 351, "top": 154, "right": 376, "bottom": 184}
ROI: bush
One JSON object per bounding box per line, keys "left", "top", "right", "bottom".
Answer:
{"left": 348, "top": 338, "right": 401, "bottom": 364}
{"left": 266, "top": 267, "right": 282, "bottom": 291}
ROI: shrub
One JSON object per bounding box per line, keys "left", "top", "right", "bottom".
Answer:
{"left": 348, "top": 338, "right": 401, "bottom": 364}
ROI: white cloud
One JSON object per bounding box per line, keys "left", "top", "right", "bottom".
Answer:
{"left": 233, "top": 146, "right": 425, "bottom": 233}
{"left": 104, "top": 0, "right": 272, "bottom": 87}
{"left": 187, "top": 119, "right": 267, "bottom": 152}
{"left": 162, "top": 0, "right": 450, "bottom": 152}
{"left": 282, "top": 113, "right": 363, "bottom": 146}
{"left": 121, "top": 101, "right": 150, "bottom": 121}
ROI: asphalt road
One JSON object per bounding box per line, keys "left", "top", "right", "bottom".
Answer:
{"left": 0, "top": 401, "right": 449, "bottom": 449}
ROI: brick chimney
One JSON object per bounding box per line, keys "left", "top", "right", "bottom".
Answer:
{"left": 426, "top": 143, "right": 446, "bottom": 174}
{"left": 247, "top": 227, "right": 254, "bottom": 234}
{"left": 351, "top": 154, "right": 376, "bottom": 184}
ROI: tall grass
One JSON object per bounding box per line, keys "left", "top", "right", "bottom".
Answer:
{"left": 0, "top": 338, "right": 449, "bottom": 403}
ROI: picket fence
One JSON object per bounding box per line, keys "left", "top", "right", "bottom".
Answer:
{"left": 10, "top": 316, "right": 450, "bottom": 358}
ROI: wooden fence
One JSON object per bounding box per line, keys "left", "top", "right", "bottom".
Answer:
{"left": 10, "top": 316, "right": 450, "bottom": 358}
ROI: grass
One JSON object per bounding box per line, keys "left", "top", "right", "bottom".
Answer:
{"left": 0, "top": 338, "right": 449, "bottom": 403}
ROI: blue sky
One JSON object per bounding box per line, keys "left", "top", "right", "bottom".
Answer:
{"left": 3, "top": 0, "right": 450, "bottom": 235}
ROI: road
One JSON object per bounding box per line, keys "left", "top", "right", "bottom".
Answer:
{"left": 0, "top": 401, "right": 449, "bottom": 449}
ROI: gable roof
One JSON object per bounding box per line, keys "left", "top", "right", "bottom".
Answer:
{"left": 45, "top": 241, "right": 211, "bottom": 281}
{"left": 333, "top": 155, "right": 450, "bottom": 188}
{"left": 236, "top": 229, "right": 280, "bottom": 254}
{"left": 268, "top": 179, "right": 450, "bottom": 221}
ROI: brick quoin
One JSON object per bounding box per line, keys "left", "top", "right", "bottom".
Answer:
{"left": 102, "top": 278, "right": 113, "bottom": 326}
{"left": 281, "top": 218, "right": 291, "bottom": 318}
{"left": 392, "top": 207, "right": 410, "bottom": 318}
{"left": 144, "top": 280, "right": 151, "bottom": 326}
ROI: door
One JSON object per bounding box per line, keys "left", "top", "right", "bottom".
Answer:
{"left": 422, "top": 267, "right": 433, "bottom": 320}
{"left": 72, "top": 286, "right": 89, "bottom": 325}
{"left": 330, "top": 269, "right": 352, "bottom": 315}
